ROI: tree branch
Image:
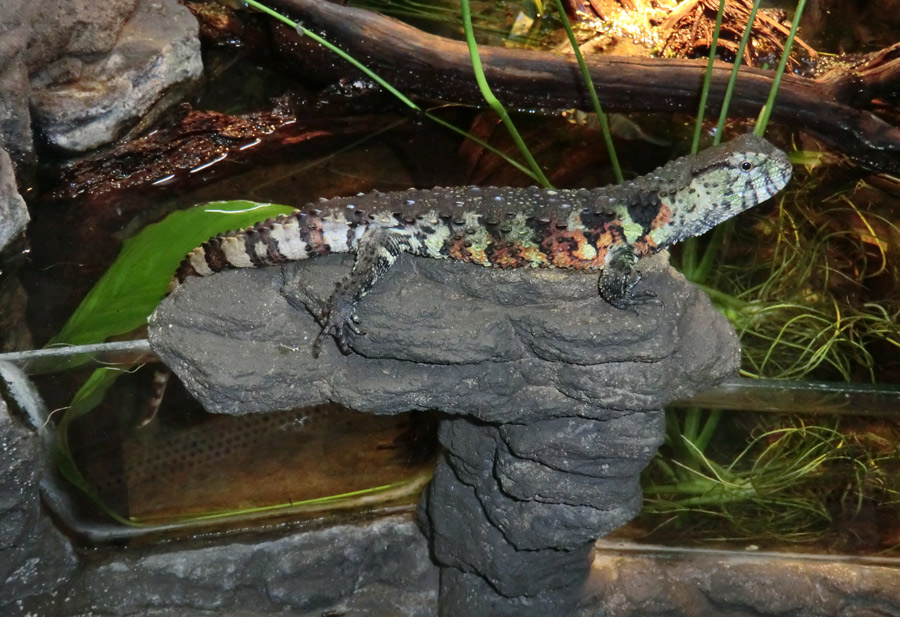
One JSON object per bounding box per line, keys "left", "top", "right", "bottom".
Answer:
{"left": 271, "top": 0, "right": 900, "bottom": 174}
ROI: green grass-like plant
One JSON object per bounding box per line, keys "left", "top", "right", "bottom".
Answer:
{"left": 653, "top": 162, "right": 900, "bottom": 543}
{"left": 644, "top": 0, "right": 900, "bottom": 545}
{"left": 48, "top": 201, "right": 294, "bottom": 523}
{"left": 644, "top": 415, "right": 900, "bottom": 544}
{"left": 242, "top": 0, "right": 550, "bottom": 185}
{"left": 458, "top": 0, "right": 552, "bottom": 187}
{"left": 550, "top": 0, "right": 622, "bottom": 183}
{"left": 691, "top": 0, "right": 727, "bottom": 154}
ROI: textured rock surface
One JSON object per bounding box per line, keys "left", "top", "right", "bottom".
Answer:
{"left": 150, "top": 251, "right": 739, "bottom": 418}
{"left": 0, "top": 148, "right": 28, "bottom": 251}
{"left": 426, "top": 416, "right": 651, "bottom": 555}
{"left": 588, "top": 551, "right": 900, "bottom": 617}
{"left": 29, "top": 0, "right": 202, "bottom": 153}
{"left": 0, "top": 398, "right": 77, "bottom": 610}
{"left": 0, "top": 46, "right": 34, "bottom": 174}
{"left": 14, "top": 514, "right": 437, "bottom": 617}
{"left": 0, "top": 0, "right": 200, "bottom": 171}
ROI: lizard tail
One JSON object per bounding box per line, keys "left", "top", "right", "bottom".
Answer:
{"left": 139, "top": 367, "right": 172, "bottom": 428}
{"left": 171, "top": 211, "right": 358, "bottom": 289}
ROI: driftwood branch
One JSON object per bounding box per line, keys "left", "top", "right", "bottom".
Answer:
{"left": 272, "top": 0, "right": 900, "bottom": 175}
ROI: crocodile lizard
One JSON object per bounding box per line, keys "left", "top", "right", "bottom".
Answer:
{"left": 172, "top": 133, "right": 792, "bottom": 354}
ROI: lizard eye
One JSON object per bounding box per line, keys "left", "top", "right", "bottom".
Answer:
{"left": 740, "top": 161, "right": 753, "bottom": 172}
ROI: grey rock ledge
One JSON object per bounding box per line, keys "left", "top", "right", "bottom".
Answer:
{"left": 149, "top": 251, "right": 739, "bottom": 420}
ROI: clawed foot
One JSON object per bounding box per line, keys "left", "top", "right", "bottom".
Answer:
{"left": 312, "top": 290, "right": 365, "bottom": 357}
{"left": 600, "top": 269, "right": 662, "bottom": 313}
{"left": 608, "top": 288, "right": 661, "bottom": 314}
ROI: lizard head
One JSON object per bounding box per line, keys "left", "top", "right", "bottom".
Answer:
{"left": 666, "top": 133, "right": 792, "bottom": 245}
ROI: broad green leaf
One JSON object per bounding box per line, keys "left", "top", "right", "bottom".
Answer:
{"left": 64, "top": 367, "right": 128, "bottom": 426}
{"left": 55, "top": 367, "right": 140, "bottom": 526}
{"left": 50, "top": 200, "right": 296, "bottom": 349}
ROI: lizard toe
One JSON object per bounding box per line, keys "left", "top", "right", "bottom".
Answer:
{"left": 608, "top": 289, "right": 660, "bottom": 312}
{"left": 314, "top": 292, "right": 364, "bottom": 355}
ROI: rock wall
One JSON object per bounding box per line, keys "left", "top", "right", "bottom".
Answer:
{"left": 0, "top": 0, "right": 201, "bottom": 168}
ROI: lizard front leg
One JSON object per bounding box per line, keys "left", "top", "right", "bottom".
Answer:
{"left": 314, "top": 225, "right": 411, "bottom": 355}
{"left": 598, "top": 244, "right": 657, "bottom": 310}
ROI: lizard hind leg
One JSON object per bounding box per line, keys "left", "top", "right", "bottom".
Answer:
{"left": 598, "top": 244, "right": 658, "bottom": 310}
{"left": 315, "top": 225, "right": 416, "bottom": 355}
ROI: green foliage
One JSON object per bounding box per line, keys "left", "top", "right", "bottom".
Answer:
{"left": 56, "top": 367, "right": 138, "bottom": 527}
{"left": 714, "top": 0, "right": 763, "bottom": 144}
{"left": 550, "top": 0, "right": 622, "bottom": 183}
{"left": 643, "top": 414, "right": 900, "bottom": 544}
{"left": 655, "top": 156, "right": 900, "bottom": 543}
{"left": 706, "top": 175, "right": 900, "bottom": 382}
{"left": 49, "top": 200, "right": 295, "bottom": 507}
{"left": 49, "top": 201, "right": 295, "bottom": 351}
{"left": 655, "top": 0, "right": 900, "bottom": 546}
{"left": 458, "top": 0, "right": 551, "bottom": 187}
{"left": 691, "top": 0, "right": 727, "bottom": 154}
{"left": 755, "top": 0, "right": 808, "bottom": 136}
{"left": 49, "top": 201, "right": 295, "bottom": 524}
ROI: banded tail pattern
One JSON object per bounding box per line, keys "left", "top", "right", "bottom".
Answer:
{"left": 174, "top": 208, "right": 368, "bottom": 285}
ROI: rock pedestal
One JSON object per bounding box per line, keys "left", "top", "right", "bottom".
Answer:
{"left": 419, "top": 412, "right": 665, "bottom": 615}
{"left": 150, "top": 251, "right": 740, "bottom": 614}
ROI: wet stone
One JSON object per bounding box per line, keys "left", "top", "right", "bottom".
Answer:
{"left": 0, "top": 397, "right": 77, "bottom": 609}
{"left": 0, "top": 148, "right": 28, "bottom": 252}
{"left": 0, "top": 0, "right": 202, "bottom": 176}
{"left": 29, "top": 0, "right": 202, "bottom": 153}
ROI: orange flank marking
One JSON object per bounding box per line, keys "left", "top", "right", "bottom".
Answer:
{"left": 593, "top": 229, "right": 615, "bottom": 254}
{"left": 448, "top": 238, "right": 471, "bottom": 262}
{"left": 488, "top": 243, "right": 530, "bottom": 268}
{"left": 543, "top": 230, "right": 607, "bottom": 269}
{"left": 652, "top": 203, "right": 673, "bottom": 229}
{"left": 633, "top": 238, "right": 657, "bottom": 257}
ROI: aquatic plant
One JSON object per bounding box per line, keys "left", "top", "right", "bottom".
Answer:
{"left": 634, "top": 0, "right": 899, "bottom": 545}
